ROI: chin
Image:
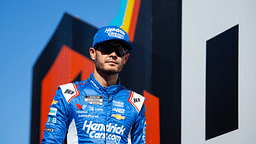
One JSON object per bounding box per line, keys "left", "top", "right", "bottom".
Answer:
{"left": 96, "top": 63, "right": 123, "bottom": 75}
{"left": 104, "top": 66, "right": 118, "bottom": 71}
{"left": 102, "top": 70, "right": 119, "bottom": 75}
{"left": 104, "top": 67, "right": 122, "bottom": 74}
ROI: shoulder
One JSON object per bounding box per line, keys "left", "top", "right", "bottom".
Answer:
{"left": 58, "top": 80, "right": 88, "bottom": 103}
{"left": 128, "top": 91, "right": 145, "bottom": 113}
{"left": 58, "top": 83, "right": 80, "bottom": 104}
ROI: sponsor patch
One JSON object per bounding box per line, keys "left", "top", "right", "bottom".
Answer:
{"left": 49, "top": 108, "right": 57, "bottom": 116}
{"left": 47, "top": 117, "right": 57, "bottom": 123}
{"left": 59, "top": 83, "right": 80, "bottom": 104}
{"left": 112, "top": 107, "right": 125, "bottom": 113}
{"left": 95, "top": 108, "right": 103, "bottom": 112}
{"left": 143, "top": 127, "right": 146, "bottom": 134}
{"left": 111, "top": 114, "right": 126, "bottom": 120}
{"left": 76, "top": 104, "right": 82, "bottom": 110}
{"left": 44, "top": 127, "right": 54, "bottom": 132}
{"left": 133, "top": 98, "right": 141, "bottom": 103}
{"left": 85, "top": 95, "right": 103, "bottom": 105}
{"left": 128, "top": 92, "right": 145, "bottom": 113}
{"left": 51, "top": 100, "right": 58, "bottom": 105}
{"left": 64, "top": 89, "right": 75, "bottom": 95}
{"left": 76, "top": 111, "right": 87, "bottom": 114}
{"left": 78, "top": 114, "right": 99, "bottom": 118}
{"left": 82, "top": 105, "right": 87, "bottom": 110}
{"left": 89, "top": 107, "right": 94, "bottom": 111}
{"left": 113, "top": 100, "right": 124, "bottom": 107}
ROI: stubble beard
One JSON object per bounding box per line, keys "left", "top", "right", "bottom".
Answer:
{"left": 94, "top": 58, "right": 123, "bottom": 76}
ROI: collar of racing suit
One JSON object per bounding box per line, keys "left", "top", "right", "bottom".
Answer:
{"left": 89, "top": 72, "right": 122, "bottom": 95}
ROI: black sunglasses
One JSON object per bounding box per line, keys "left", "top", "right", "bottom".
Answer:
{"left": 95, "top": 43, "right": 129, "bottom": 57}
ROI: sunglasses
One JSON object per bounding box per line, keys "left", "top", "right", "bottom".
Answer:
{"left": 95, "top": 43, "right": 129, "bottom": 57}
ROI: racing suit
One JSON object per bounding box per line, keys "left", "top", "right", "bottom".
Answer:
{"left": 41, "top": 73, "right": 146, "bottom": 144}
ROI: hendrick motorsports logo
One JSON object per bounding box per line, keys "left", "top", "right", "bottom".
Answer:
{"left": 105, "top": 28, "right": 125, "bottom": 39}
{"left": 83, "top": 120, "right": 125, "bottom": 144}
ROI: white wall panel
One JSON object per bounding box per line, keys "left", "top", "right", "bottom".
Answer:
{"left": 182, "top": 0, "right": 256, "bottom": 143}
{"left": 236, "top": 0, "right": 256, "bottom": 143}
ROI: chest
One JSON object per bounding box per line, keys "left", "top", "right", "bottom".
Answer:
{"left": 68, "top": 93, "right": 138, "bottom": 137}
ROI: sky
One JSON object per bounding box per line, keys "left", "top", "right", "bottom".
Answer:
{"left": 0, "top": 0, "right": 121, "bottom": 143}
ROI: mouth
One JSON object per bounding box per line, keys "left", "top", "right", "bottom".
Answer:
{"left": 106, "top": 60, "right": 118, "bottom": 64}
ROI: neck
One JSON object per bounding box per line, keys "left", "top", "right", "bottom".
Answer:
{"left": 93, "top": 69, "right": 119, "bottom": 87}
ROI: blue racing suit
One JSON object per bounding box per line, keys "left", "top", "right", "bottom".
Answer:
{"left": 41, "top": 73, "right": 146, "bottom": 144}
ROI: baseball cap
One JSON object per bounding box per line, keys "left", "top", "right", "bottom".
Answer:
{"left": 92, "top": 26, "right": 133, "bottom": 51}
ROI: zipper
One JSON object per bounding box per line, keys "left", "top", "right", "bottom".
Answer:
{"left": 105, "top": 94, "right": 109, "bottom": 144}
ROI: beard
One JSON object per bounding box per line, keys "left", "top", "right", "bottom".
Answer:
{"left": 94, "top": 55, "right": 124, "bottom": 76}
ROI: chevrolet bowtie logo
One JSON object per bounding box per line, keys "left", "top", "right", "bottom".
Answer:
{"left": 111, "top": 114, "right": 126, "bottom": 120}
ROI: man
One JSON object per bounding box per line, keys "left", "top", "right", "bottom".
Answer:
{"left": 41, "top": 26, "right": 146, "bottom": 144}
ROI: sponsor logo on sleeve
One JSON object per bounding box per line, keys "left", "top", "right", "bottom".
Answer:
{"left": 51, "top": 100, "right": 58, "bottom": 105}
{"left": 47, "top": 117, "right": 57, "bottom": 124}
{"left": 64, "top": 89, "right": 75, "bottom": 95}
{"left": 44, "top": 127, "right": 54, "bottom": 132}
{"left": 49, "top": 108, "right": 57, "bottom": 116}
{"left": 142, "top": 121, "right": 146, "bottom": 141}
{"left": 60, "top": 83, "right": 80, "bottom": 104}
{"left": 128, "top": 92, "right": 145, "bottom": 113}
{"left": 133, "top": 98, "right": 140, "bottom": 103}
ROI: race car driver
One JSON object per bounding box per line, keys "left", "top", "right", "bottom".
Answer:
{"left": 41, "top": 26, "right": 146, "bottom": 144}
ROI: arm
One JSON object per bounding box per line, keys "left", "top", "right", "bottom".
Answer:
{"left": 131, "top": 104, "right": 146, "bottom": 144}
{"left": 41, "top": 89, "right": 70, "bottom": 143}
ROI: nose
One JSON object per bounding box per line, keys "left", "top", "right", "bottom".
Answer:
{"left": 109, "top": 51, "right": 117, "bottom": 59}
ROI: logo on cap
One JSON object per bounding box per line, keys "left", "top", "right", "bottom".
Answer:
{"left": 105, "top": 28, "right": 125, "bottom": 39}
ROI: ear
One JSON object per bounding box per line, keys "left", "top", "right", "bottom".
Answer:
{"left": 89, "top": 47, "right": 96, "bottom": 61}
{"left": 123, "top": 53, "right": 130, "bottom": 64}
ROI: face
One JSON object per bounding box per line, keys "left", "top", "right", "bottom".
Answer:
{"left": 90, "top": 40, "right": 130, "bottom": 75}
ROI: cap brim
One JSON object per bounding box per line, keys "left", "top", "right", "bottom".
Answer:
{"left": 114, "top": 39, "right": 133, "bottom": 51}
{"left": 94, "top": 39, "right": 133, "bottom": 51}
